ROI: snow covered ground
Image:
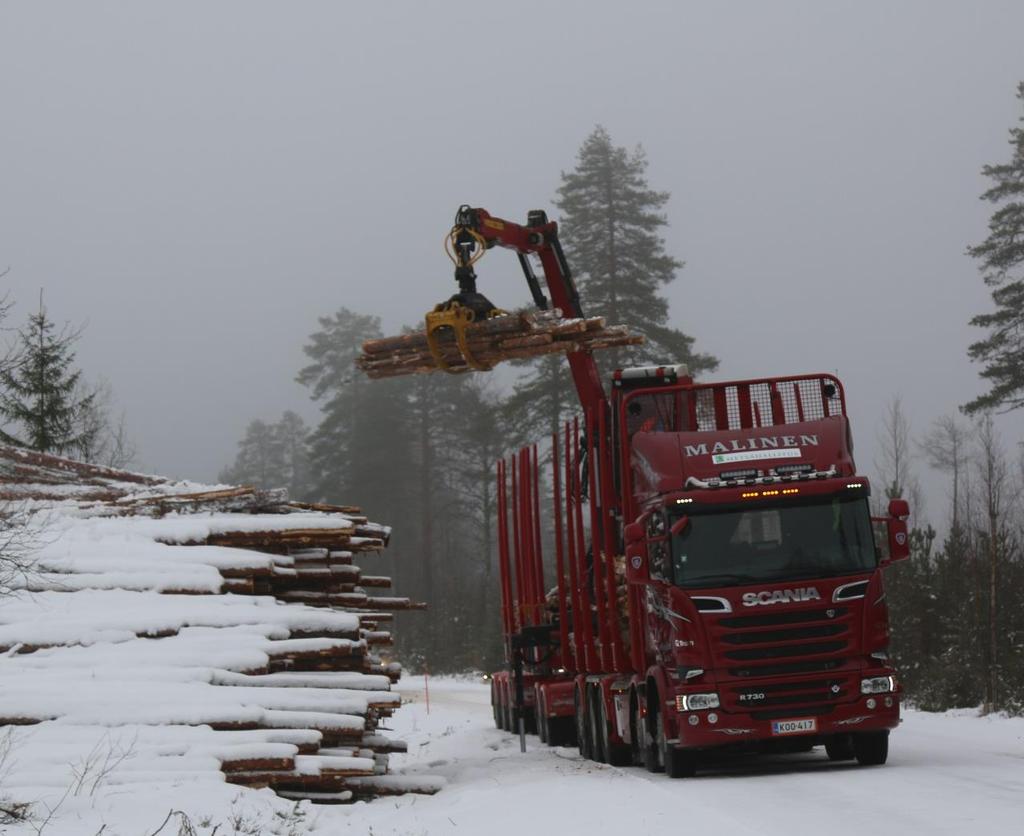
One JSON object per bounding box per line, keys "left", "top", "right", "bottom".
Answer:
{"left": 2, "top": 676, "right": 1022, "bottom": 834}
{"left": 347, "top": 677, "right": 1024, "bottom": 836}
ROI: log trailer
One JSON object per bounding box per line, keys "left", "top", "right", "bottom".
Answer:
{"left": 433, "top": 206, "right": 911, "bottom": 777}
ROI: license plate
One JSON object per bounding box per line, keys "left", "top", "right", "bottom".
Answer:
{"left": 771, "top": 718, "right": 817, "bottom": 736}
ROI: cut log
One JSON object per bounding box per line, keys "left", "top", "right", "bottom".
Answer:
{"left": 357, "top": 310, "right": 643, "bottom": 378}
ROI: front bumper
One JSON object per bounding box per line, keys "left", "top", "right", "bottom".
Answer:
{"left": 674, "top": 691, "right": 900, "bottom": 749}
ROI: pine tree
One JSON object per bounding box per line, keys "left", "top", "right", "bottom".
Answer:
{"left": 0, "top": 301, "right": 96, "bottom": 456}
{"left": 296, "top": 308, "right": 409, "bottom": 509}
{"left": 276, "top": 410, "right": 312, "bottom": 498}
{"left": 220, "top": 412, "right": 312, "bottom": 496}
{"left": 508, "top": 126, "right": 717, "bottom": 440}
{"left": 555, "top": 125, "right": 717, "bottom": 378}
{"left": 966, "top": 82, "right": 1024, "bottom": 413}
{"left": 219, "top": 419, "right": 282, "bottom": 487}
{"left": 504, "top": 354, "right": 577, "bottom": 446}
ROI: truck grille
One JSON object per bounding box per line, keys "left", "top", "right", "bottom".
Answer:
{"left": 726, "top": 677, "right": 851, "bottom": 716}
{"left": 706, "top": 603, "right": 856, "bottom": 683}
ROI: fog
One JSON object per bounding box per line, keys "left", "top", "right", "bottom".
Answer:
{"left": 2, "top": 1, "right": 1023, "bottom": 524}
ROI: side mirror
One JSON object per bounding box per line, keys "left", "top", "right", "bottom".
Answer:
{"left": 888, "top": 498, "right": 909, "bottom": 520}
{"left": 885, "top": 498, "right": 910, "bottom": 563}
{"left": 625, "top": 519, "right": 650, "bottom": 585}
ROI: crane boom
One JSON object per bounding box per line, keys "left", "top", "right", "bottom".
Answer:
{"left": 430, "top": 205, "right": 608, "bottom": 417}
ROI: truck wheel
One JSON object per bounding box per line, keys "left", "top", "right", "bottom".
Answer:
{"left": 825, "top": 735, "right": 855, "bottom": 761}
{"left": 549, "top": 717, "right": 575, "bottom": 747}
{"left": 503, "top": 689, "right": 514, "bottom": 732}
{"left": 575, "top": 689, "right": 593, "bottom": 760}
{"left": 537, "top": 689, "right": 549, "bottom": 744}
{"left": 644, "top": 705, "right": 664, "bottom": 773}
{"left": 853, "top": 731, "right": 889, "bottom": 766}
{"left": 629, "top": 693, "right": 644, "bottom": 766}
{"left": 658, "top": 711, "right": 697, "bottom": 778}
{"left": 588, "top": 687, "right": 607, "bottom": 763}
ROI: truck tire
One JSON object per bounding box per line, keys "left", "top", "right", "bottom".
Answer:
{"left": 658, "top": 711, "right": 698, "bottom": 778}
{"left": 575, "top": 688, "right": 593, "bottom": 760}
{"left": 629, "top": 692, "right": 644, "bottom": 767}
{"left": 537, "top": 689, "right": 549, "bottom": 745}
{"left": 825, "top": 735, "right": 855, "bottom": 761}
{"left": 548, "top": 717, "right": 575, "bottom": 747}
{"left": 853, "top": 731, "right": 888, "bottom": 766}
{"left": 503, "top": 689, "right": 514, "bottom": 732}
{"left": 492, "top": 682, "right": 503, "bottom": 730}
{"left": 588, "top": 687, "right": 607, "bottom": 763}
{"left": 644, "top": 705, "right": 664, "bottom": 773}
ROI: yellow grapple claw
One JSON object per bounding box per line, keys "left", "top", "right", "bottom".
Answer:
{"left": 424, "top": 304, "right": 494, "bottom": 373}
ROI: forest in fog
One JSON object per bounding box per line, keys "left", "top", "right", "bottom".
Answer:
{"left": 5, "top": 90, "right": 1024, "bottom": 713}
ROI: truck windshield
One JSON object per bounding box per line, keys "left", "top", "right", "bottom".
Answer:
{"left": 671, "top": 495, "right": 876, "bottom": 588}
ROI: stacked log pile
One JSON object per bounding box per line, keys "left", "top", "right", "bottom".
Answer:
{"left": 357, "top": 309, "right": 643, "bottom": 378}
{"left": 0, "top": 445, "right": 437, "bottom": 804}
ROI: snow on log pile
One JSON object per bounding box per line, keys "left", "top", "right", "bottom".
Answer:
{"left": 357, "top": 308, "right": 644, "bottom": 378}
{"left": 0, "top": 445, "right": 440, "bottom": 806}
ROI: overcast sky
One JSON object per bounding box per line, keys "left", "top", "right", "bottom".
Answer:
{"left": 2, "top": 1, "right": 1023, "bottom": 524}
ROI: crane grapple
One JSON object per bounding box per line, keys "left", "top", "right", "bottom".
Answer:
{"left": 355, "top": 206, "right": 642, "bottom": 380}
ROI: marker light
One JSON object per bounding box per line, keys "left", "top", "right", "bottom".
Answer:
{"left": 676, "top": 498, "right": 694, "bottom": 504}
{"left": 847, "top": 483, "right": 863, "bottom": 489}
{"left": 743, "top": 488, "right": 800, "bottom": 499}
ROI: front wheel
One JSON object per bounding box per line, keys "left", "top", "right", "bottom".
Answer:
{"left": 659, "top": 711, "right": 697, "bottom": 778}
{"left": 853, "top": 730, "right": 889, "bottom": 766}
{"left": 825, "top": 734, "right": 855, "bottom": 761}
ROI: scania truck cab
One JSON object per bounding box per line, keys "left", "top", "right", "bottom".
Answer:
{"left": 619, "top": 369, "right": 909, "bottom": 775}
{"left": 492, "top": 367, "right": 910, "bottom": 778}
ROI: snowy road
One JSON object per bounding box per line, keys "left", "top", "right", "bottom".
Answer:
{"left": 337, "top": 677, "right": 1024, "bottom": 836}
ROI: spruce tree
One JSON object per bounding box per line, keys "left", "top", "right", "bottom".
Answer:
{"left": 220, "top": 411, "right": 312, "bottom": 497}
{"left": 508, "top": 126, "right": 717, "bottom": 440}
{"left": 0, "top": 302, "right": 96, "bottom": 456}
{"left": 555, "top": 125, "right": 717, "bottom": 377}
{"left": 296, "top": 308, "right": 409, "bottom": 509}
{"left": 219, "top": 419, "right": 281, "bottom": 488}
{"left": 966, "top": 82, "right": 1024, "bottom": 413}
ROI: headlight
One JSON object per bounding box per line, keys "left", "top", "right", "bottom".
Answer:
{"left": 860, "top": 676, "right": 896, "bottom": 695}
{"left": 676, "top": 692, "right": 720, "bottom": 712}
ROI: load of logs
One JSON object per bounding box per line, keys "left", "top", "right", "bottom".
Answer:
{"left": 0, "top": 444, "right": 436, "bottom": 804}
{"left": 357, "top": 309, "right": 643, "bottom": 378}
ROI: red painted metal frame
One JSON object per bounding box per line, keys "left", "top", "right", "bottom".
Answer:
{"left": 563, "top": 422, "right": 585, "bottom": 671}
{"left": 531, "top": 445, "right": 546, "bottom": 614}
{"left": 585, "top": 410, "right": 612, "bottom": 672}
{"left": 551, "top": 433, "right": 572, "bottom": 672}
{"left": 573, "top": 417, "right": 598, "bottom": 672}
{"left": 465, "top": 208, "right": 608, "bottom": 423}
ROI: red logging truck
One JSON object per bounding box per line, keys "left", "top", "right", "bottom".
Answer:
{"left": 437, "top": 206, "right": 911, "bottom": 778}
